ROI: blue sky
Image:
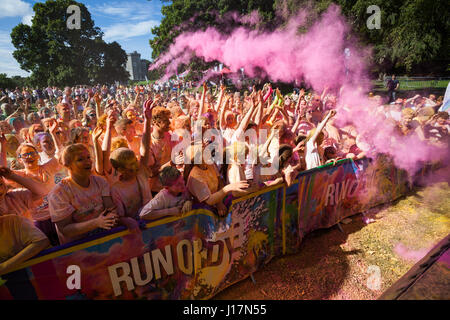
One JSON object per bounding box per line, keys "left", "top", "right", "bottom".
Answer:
{"left": 0, "top": 0, "right": 165, "bottom": 77}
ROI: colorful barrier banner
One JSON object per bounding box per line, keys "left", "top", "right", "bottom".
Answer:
{"left": 0, "top": 157, "right": 409, "bottom": 300}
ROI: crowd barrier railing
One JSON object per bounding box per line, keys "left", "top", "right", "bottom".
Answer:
{"left": 0, "top": 156, "right": 409, "bottom": 300}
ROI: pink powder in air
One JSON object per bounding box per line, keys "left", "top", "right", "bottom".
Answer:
{"left": 150, "top": 4, "right": 449, "bottom": 175}
{"left": 394, "top": 243, "right": 430, "bottom": 263}
{"left": 150, "top": 5, "right": 360, "bottom": 92}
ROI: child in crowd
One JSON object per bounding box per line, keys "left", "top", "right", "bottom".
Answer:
{"left": 140, "top": 166, "right": 192, "bottom": 220}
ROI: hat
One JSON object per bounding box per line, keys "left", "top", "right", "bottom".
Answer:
{"left": 401, "top": 108, "right": 415, "bottom": 118}
{"left": 415, "top": 107, "right": 434, "bottom": 122}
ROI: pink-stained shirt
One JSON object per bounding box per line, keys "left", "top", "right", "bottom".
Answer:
{"left": 48, "top": 175, "right": 111, "bottom": 244}
{"left": 139, "top": 189, "right": 190, "bottom": 219}
{"left": 10, "top": 157, "right": 63, "bottom": 221}
{"left": 0, "top": 189, "right": 35, "bottom": 219}
{"left": 111, "top": 167, "right": 152, "bottom": 219}
{"left": 149, "top": 132, "right": 175, "bottom": 192}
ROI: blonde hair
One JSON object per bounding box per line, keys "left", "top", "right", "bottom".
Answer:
{"left": 19, "top": 127, "right": 29, "bottom": 142}
{"left": 60, "top": 143, "right": 88, "bottom": 167}
{"left": 109, "top": 147, "right": 136, "bottom": 170}
{"left": 152, "top": 107, "right": 171, "bottom": 123}
{"left": 111, "top": 137, "right": 128, "bottom": 152}
{"left": 94, "top": 114, "right": 106, "bottom": 132}
{"left": 172, "top": 115, "right": 190, "bottom": 131}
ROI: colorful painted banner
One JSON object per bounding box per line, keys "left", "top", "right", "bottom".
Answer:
{"left": 0, "top": 157, "right": 409, "bottom": 300}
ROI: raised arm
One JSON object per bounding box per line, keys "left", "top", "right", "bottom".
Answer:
{"left": 0, "top": 134, "right": 7, "bottom": 167}
{"left": 219, "top": 96, "right": 230, "bottom": 131}
{"left": 140, "top": 99, "right": 157, "bottom": 167}
{"left": 198, "top": 82, "right": 207, "bottom": 117}
{"left": 310, "top": 110, "right": 336, "bottom": 145}
{"left": 235, "top": 96, "right": 257, "bottom": 134}
{"left": 214, "top": 84, "right": 226, "bottom": 112}
{"left": 92, "top": 127, "right": 104, "bottom": 175}
{"left": 259, "top": 129, "right": 276, "bottom": 159}
{"left": 320, "top": 86, "right": 329, "bottom": 102}
{"left": 81, "top": 91, "right": 93, "bottom": 119}
{"left": 277, "top": 104, "right": 294, "bottom": 126}
{"left": 101, "top": 110, "right": 116, "bottom": 175}
{"left": 48, "top": 119, "right": 62, "bottom": 158}
{"left": 0, "top": 167, "right": 48, "bottom": 200}
{"left": 254, "top": 91, "right": 264, "bottom": 128}
{"left": 263, "top": 84, "right": 273, "bottom": 103}
{"left": 291, "top": 113, "right": 302, "bottom": 134}
{"left": 94, "top": 92, "right": 103, "bottom": 119}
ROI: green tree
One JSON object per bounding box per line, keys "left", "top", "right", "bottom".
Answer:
{"left": 331, "top": 0, "right": 450, "bottom": 74}
{"left": 150, "top": 0, "right": 449, "bottom": 76}
{"left": 11, "top": 0, "right": 129, "bottom": 87}
{"left": 0, "top": 74, "right": 30, "bottom": 89}
{"left": 149, "top": 0, "right": 276, "bottom": 76}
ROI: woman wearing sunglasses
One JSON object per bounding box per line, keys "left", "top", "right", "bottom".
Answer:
{"left": 1, "top": 143, "right": 62, "bottom": 245}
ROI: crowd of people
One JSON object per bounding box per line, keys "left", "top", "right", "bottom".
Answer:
{"left": 0, "top": 79, "right": 448, "bottom": 276}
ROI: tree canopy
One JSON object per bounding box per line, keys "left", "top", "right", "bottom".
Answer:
{"left": 11, "top": 0, "right": 129, "bottom": 87}
{"left": 149, "top": 0, "right": 449, "bottom": 76}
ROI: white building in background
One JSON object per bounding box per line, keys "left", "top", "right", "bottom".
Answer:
{"left": 126, "top": 51, "right": 148, "bottom": 81}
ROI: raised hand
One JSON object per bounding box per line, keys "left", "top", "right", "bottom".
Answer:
{"left": 0, "top": 133, "right": 6, "bottom": 146}
{"left": 106, "top": 109, "right": 117, "bottom": 126}
{"left": 144, "top": 98, "right": 159, "bottom": 120}
{"left": 0, "top": 167, "right": 12, "bottom": 178}
{"left": 48, "top": 119, "right": 59, "bottom": 135}
{"left": 94, "top": 92, "right": 102, "bottom": 105}
{"left": 92, "top": 127, "right": 103, "bottom": 142}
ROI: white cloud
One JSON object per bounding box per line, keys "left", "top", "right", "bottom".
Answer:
{"left": 22, "top": 14, "right": 33, "bottom": 26}
{"left": 103, "top": 20, "right": 159, "bottom": 41}
{"left": 89, "top": 2, "right": 160, "bottom": 20}
{"left": 0, "top": 0, "right": 33, "bottom": 19}
{"left": 0, "top": 30, "right": 30, "bottom": 77}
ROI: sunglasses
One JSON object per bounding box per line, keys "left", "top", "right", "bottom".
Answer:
{"left": 19, "top": 151, "right": 37, "bottom": 159}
